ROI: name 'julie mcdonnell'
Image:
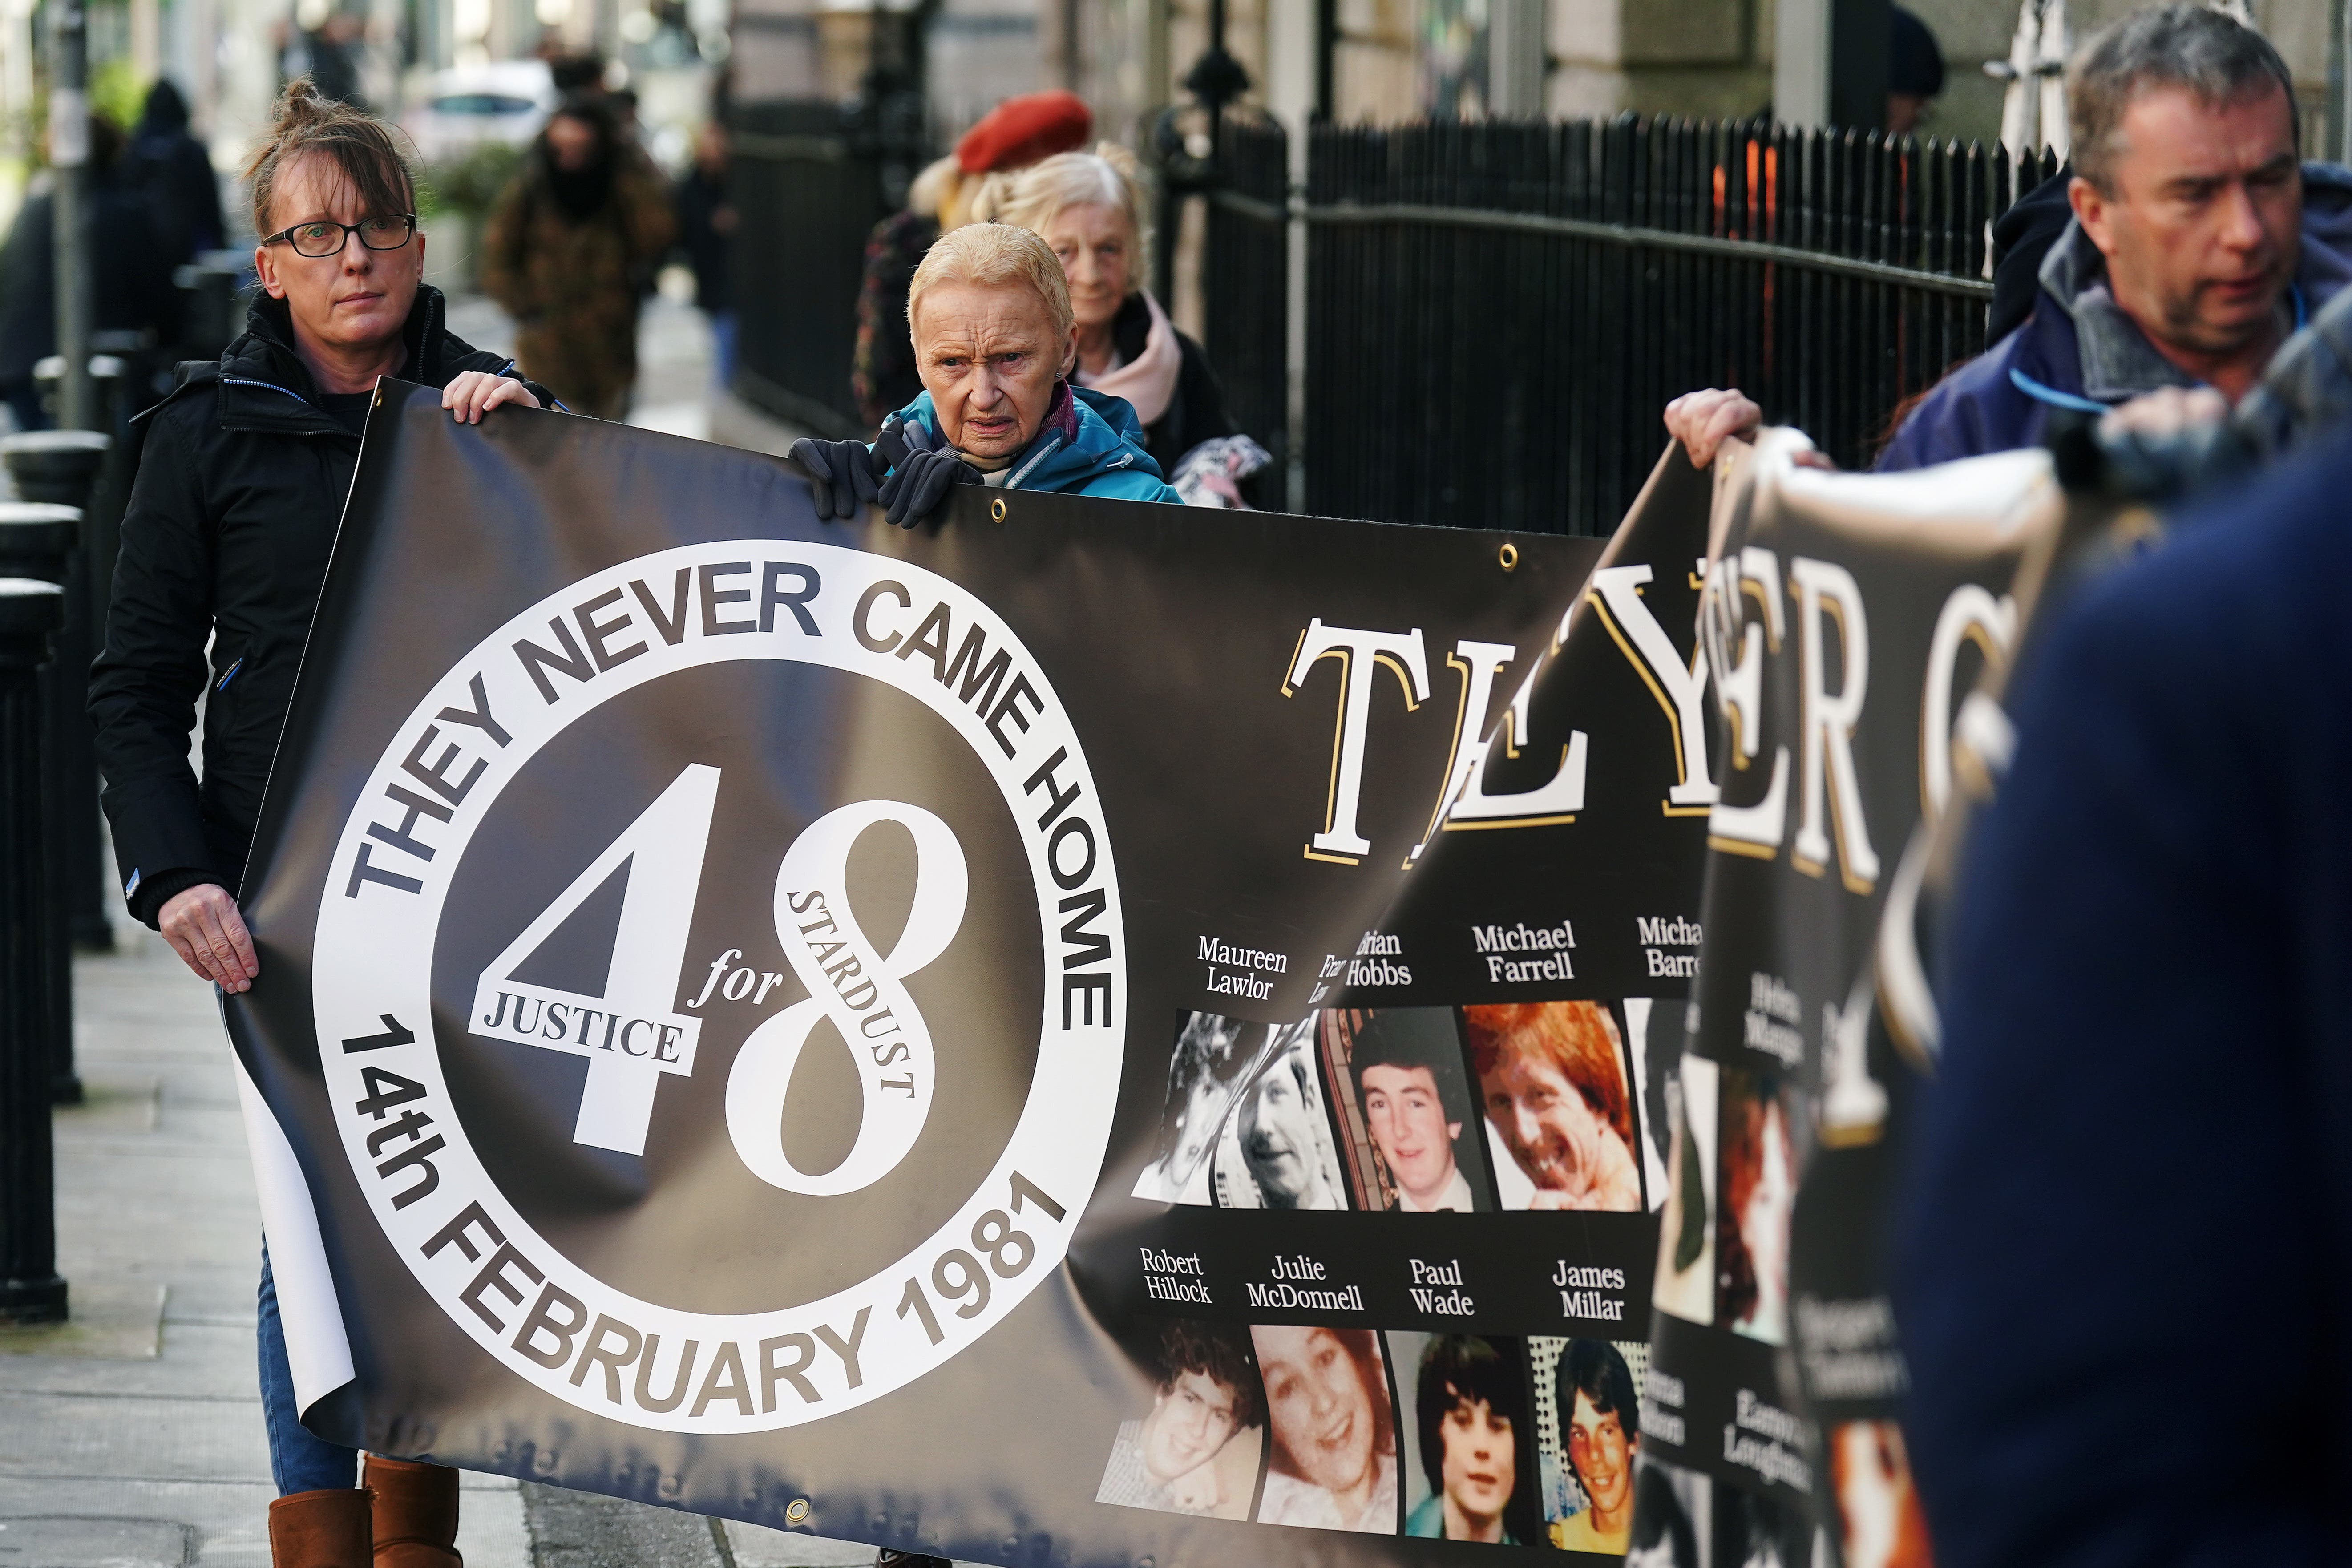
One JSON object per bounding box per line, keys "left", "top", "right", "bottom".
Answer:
{"left": 1248, "top": 1254, "right": 1362, "bottom": 1312}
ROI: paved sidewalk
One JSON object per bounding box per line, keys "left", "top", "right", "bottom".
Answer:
{"left": 0, "top": 927, "right": 527, "bottom": 1565}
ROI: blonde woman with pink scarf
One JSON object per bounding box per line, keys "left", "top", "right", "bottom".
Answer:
{"left": 979, "top": 144, "right": 1269, "bottom": 507}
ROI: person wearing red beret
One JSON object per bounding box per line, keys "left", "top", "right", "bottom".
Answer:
{"left": 852, "top": 90, "right": 1093, "bottom": 429}
{"left": 953, "top": 87, "right": 1090, "bottom": 174}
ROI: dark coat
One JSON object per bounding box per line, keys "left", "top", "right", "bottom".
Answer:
{"left": 125, "top": 83, "right": 226, "bottom": 267}
{"left": 1899, "top": 430, "right": 2352, "bottom": 1568}
{"left": 1877, "top": 162, "right": 2352, "bottom": 472}
{"left": 88, "top": 285, "right": 549, "bottom": 927}
{"left": 125, "top": 132, "right": 225, "bottom": 267}
{"left": 853, "top": 207, "right": 938, "bottom": 430}
{"left": 1873, "top": 306, "right": 2090, "bottom": 473}
{"left": 1984, "top": 167, "right": 2072, "bottom": 345}
{"left": 479, "top": 146, "right": 674, "bottom": 421}
{"left": 1102, "top": 290, "right": 1240, "bottom": 480}
{"left": 0, "top": 175, "right": 185, "bottom": 386}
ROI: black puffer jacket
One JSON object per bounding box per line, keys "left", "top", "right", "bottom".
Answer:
{"left": 89, "top": 285, "right": 550, "bottom": 927}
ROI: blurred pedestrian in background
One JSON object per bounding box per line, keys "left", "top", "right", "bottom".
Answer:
{"left": 852, "top": 88, "right": 1092, "bottom": 429}
{"left": 548, "top": 50, "right": 603, "bottom": 93}
{"left": 675, "top": 120, "right": 736, "bottom": 388}
{"left": 1886, "top": 6, "right": 1945, "bottom": 136}
{"left": 607, "top": 86, "right": 645, "bottom": 151}
{"left": 601, "top": 83, "right": 672, "bottom": 193}
{"left": 124, "top": 79, "right": 226, "bottom": 267}
{"left": 0, "top": 114, "right": 183, "bottom": 431}
{"left": 482, "top": 93, "right": 675, "bottom": 419}
{"left": 277, "top": 11, "right": 366, "bottom": 107}
{"left": 980, "top": 141, "right": 1260, "bottom": 505}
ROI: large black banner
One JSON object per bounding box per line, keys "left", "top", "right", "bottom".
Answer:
{"left": 1629, "top": 432, "right": 2068, "bottom": 1568}
{"left": 229, "top": 384, "right": 1722, "bottom": 1566}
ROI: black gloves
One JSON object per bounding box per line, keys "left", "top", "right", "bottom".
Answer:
{"left": 878, "top": 445, "right": 982, "bottom": 529}
{"left": 788, "top": 437, "right": 879, "bottom": 520}
{"left": 871, "top": 413, "right": 982, "bottom": 529}
{"left": 796, "top": 418, "right": 981, "bottom": 529}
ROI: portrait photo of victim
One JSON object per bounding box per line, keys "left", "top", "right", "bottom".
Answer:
{"left": 1540, "top": 1338, "right": 1643, "bottom": 1555}
{"left": 1131, "top": 1011, "right": 1269, "bottom": 1204}
{"left": 1321, "top": 1009, "right": 1493, "bottom": 1212}
{"left": 1388, "top": 1332, "right": 1540, "bottom": 1545}
{"left": 1462, "top": 1002, "right": 1642, "bottom": 1212}
{"left": 1828, "top": 1419, "right": 1932, "bottom": 1568}
{"left": 1093, "top": 1320, "right": 1266, "bottom": 1522}
{"left": 1212, "top": 1022, "right": 1350, "bottom": 1210}
{"left": 1250, "top": 1326, "right": 1401, "bottom": 1534}
{"left": 1716, "top": 1070, "right": 1795, "bottom": 1345}
{"left": 1651, "top": 1054, "right": 1718, "bottom": 1326}
{"left": 1625, "top": 1454, "right": 1709, "bottom": 1568}
{"left": 1623, "top": 997, "right": 1675, "bottom": 1213}
{"left": 1716, "top": 1481, "right": 1819, "bottom": 1568}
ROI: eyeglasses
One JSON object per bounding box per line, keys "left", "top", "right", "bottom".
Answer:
{"left": 263, "top": 214, "right": 417, "bottom": 258}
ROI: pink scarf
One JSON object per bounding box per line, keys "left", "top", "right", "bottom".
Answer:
{"left": 1076, "top": 291, "right": 1182, "bottom": 428}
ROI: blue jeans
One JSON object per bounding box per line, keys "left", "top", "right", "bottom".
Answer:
{"left": 709, "top": 310, "right": 738, "bottom": 389}
{"left": 258, "top": 1242, "right": 361, "bottom": 1495}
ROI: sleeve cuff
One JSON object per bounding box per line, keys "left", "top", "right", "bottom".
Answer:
{"left": 127, "top": 866, "right": 217, "bottom": 930}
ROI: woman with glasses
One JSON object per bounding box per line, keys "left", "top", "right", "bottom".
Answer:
{"left": 88, "top": 77, "right": 555, "bottom": 1568}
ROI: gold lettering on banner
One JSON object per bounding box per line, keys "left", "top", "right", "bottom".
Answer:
{"left": 1281, "top": 619, "right": 1431, "bottom": 865}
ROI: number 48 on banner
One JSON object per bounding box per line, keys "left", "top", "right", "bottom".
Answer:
{"left": 468, "top": 765, "right": 969, "bottom": 1194}
{"left": 469, "top": 766, "right": 720, "bottom": 1156}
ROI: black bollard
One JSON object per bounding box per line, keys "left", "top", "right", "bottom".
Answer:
{"left": 29, "top": 359, "right": 129, "bottom": 679}
{"left": 0, "top": 429, "right": 109, "bottom": 505}
{"left": 80, "top": 340, "right": 147, "bottom": 662}
{"left": 0, "top": 575, "right": 69, "bottom": 1326}
{"left": 0, "top": 505, "right": 85, "bottom": 1106}
{"left": 0, "top": 432, "right": 112, "bottom": 957}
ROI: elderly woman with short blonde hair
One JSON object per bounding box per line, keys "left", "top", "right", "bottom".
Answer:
{"left": 791, "top": 222, "right": 1180, "bottom": 527}
{"left": 978, "top": 143, "right": 1262, "bottom": 506}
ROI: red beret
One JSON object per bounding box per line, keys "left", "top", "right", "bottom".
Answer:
{"left": 955, "top": 90, "right": 1092, "bottom": 174}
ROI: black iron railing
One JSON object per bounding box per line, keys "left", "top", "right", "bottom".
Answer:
{"left": 730, "top": 100, "right": 897, "bottom": 439}
{"left": 1201, "top": 116, "right": 1291, "bottom": 481}
{"left": 1198, "top": 115, "right": 2061, "bottom": 535}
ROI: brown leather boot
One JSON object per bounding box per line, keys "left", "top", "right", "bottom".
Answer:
{"left": 267, "top": 1488, "right": 372, "bottom": 1568}
{"left": 363, "top": 1455, "right": 462, "bottom": 1568}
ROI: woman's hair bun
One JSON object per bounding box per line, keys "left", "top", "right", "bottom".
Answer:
{"left": 276, "top": 77, "right": 326, "bottom": 116}
{"left": 242, "top": 77, "right": 417, "bottom": 242}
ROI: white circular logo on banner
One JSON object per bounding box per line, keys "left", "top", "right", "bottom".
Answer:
{"left": 311, "top": 542, "right": 1124, "bottom": 1432}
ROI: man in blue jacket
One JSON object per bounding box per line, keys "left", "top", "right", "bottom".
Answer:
{"left": 1894, "top": 421, "right": 2352, "bottom": 1566}
{"left": 1666, "top": 5, "right": 2352, "bottom": 472}
{"left": 792, "top": 222, "right": 1180, "bottom": 525}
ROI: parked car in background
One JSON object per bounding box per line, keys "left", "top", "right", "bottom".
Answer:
{"left": 400, "top": 60, "right": 555, "bottom": 164}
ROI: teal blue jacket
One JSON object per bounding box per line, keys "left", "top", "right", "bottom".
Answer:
{"left": 883, "top": 384, "right": 1181, "bottom": 505}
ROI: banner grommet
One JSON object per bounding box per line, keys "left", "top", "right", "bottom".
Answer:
{"left": 1498, "top": 541, "right": 1519, "bottom": 571}
{"left": 990, "top": 497, "right": 1008, "bottom": 523}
